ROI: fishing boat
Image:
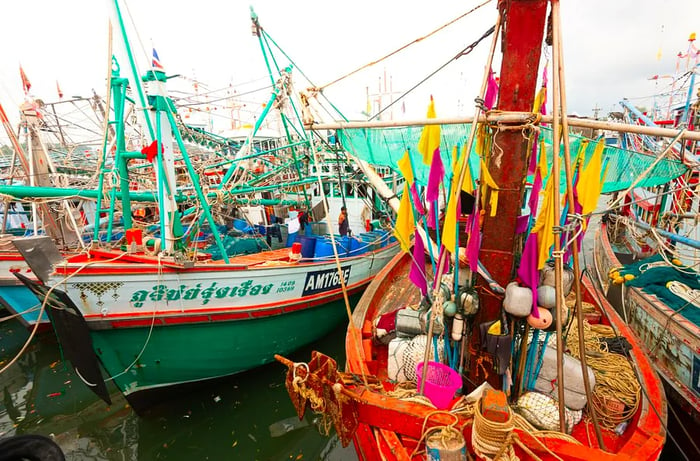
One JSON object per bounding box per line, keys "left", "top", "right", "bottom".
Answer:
{"left": 0, "top": 89, "right": 98, "bottom": 331}
{"left": 590, "top": 34, "right": 700, "bottom": 432}
{"left": 7, "top": 2, "right": 400, "bottom": 412}
{"left": 277, "top": 1, "right": 674, "bottom": 459}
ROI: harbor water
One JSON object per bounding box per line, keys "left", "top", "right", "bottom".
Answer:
{"left": 0, "top": 314, "right": 358, "bottom": 460}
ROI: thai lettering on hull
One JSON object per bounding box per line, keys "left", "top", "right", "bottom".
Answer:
{"left": 302, "top": 266, "right": 351, "bottom": 296}
{"left": 128, "top": 280, "right": 275, "bottom": 308}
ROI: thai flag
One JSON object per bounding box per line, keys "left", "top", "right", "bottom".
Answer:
{"left": 152, "top": 48, "right": 164, "bottom": 71}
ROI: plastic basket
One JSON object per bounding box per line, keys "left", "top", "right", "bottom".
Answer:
{"left": 416, "top": 361, "right": 461, "bottom": 409}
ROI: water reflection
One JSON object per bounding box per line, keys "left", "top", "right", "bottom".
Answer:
{"left": 0, "top": 315, "right": 356, "bottom": 460}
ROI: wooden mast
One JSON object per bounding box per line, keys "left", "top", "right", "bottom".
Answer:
{"left": 470, "top": 0, "right": 549, "bottom": 387}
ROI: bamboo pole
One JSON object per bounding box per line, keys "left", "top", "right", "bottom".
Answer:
{"left": 514, "top": 322, "right": 530, "bottom": 399}
{"left": 550, "top": 0, "right": 568, "bottom": 432}
{"left": 552, "top": 0, "right": 606, "bottom": 448}
{"left": 305, "top": 115, "right": 700, "bottom": 142}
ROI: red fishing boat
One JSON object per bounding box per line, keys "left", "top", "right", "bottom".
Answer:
{"left": 277, "top": 0, "right": 668, "bottom": 459}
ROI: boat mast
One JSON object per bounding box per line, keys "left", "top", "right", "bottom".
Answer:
{"left": 471, "top": 0, "right": 549, "bottom": 386}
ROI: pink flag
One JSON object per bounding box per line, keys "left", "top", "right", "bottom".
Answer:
{"left": 466, "top": 203, "right": 481, "bottom": 273}
{"left": 517, "top": 233, "right": 540, "bottom": 316}
{"left": 410, "top": 183, "right": 425, "bottom": 216}
{"left": 409, "top": 232, "right": 428, "bottom": 296}
{"left": 426, "top": 148, "right": 444, "bottom": 203}
{"left": 484, "top": 69, "right": 498, "bottom": 110}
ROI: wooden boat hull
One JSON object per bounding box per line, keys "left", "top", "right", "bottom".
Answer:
{"left": 342, "top": 250, "right": 666, "bottom": 461}
{"left": 592, "top": 221, "right": 700, "bottom": 422}
{"left": 21, "top": 243, "right": 399, "bottom": 411}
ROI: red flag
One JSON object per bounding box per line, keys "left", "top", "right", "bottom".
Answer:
{"left": 56, "top": 81, "right": 63, "bottom": 99}
{"left": 141, "top": 140, "right": 163, "bottom": 162}
{"left": 19, "top": 65, "right": 31, "bottom": 93}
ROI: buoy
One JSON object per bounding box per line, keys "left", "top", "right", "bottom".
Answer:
{"left": 537, "top": 285, "right": 557, "bottom": 309}
{"left": 527, "top": 307, "right": 552, "bottom": 329}
{"left": 443, "top": 301, "right": 458, "bottom": 317}
{"left": 451, "top": 314, "right": 465, "bottom": 341}
{"left": 503, "top": 282, "right": 533, "bottom": 317}
{"left": 624, "top": 274, "right": 635, "bottom": 281}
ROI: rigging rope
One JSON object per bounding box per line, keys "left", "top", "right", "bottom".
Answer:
{"left": 318, "top": 0, "right": 494, "bottom": 91}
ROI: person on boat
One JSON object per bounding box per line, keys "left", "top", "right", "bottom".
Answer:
{"left": 338, "top": 206, "right": 349, "bottom": 236}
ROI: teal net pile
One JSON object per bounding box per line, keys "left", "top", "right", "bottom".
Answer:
{"left": 617, "top": 254, "right": 700, "bottom": 326}
{"left": 337, "top": 124, "right": 687, "bottom": 193}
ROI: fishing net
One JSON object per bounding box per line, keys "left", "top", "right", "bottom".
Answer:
{"left": 337, "top": 124, "right": 687, "bottom": 193}
{"left": 388, "top": 334, "right": 445, "bottom": 383}
{"left": 615, "top": 254, "right": 700, "bottom": 326}
{"left": 516, "top": 391, "right": 582, "bottom": 433}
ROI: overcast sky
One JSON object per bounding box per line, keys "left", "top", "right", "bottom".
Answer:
{"left": 0, "top": 0, "right": 698, "bottom": 138}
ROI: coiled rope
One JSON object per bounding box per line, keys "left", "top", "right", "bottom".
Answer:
{"left": 567, "top": 320, "right": 641, "bottom": 429}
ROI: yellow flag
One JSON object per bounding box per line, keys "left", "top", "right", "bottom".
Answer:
{"left": 397, "top": 150, "right": 414, "bottom": 185}
{"left": 480, "top": 159, "right": 499, "bottom": 216}
{"left": 442, "top": 188, "right": 459, "bottom": 252}
{"left": 576, "top": 138, "right": 606, "bottom": 216}
{"left": 417, "top": 98, "right": 440, "bottom": 165}
{"left": 532, "top": 86, "right": 547, "bottom": 113}
{"left": 460, "top": 144, "right": 475, "bottom": 192}
{"left": 393, "top": 183, "right": 415, "bottom": 252}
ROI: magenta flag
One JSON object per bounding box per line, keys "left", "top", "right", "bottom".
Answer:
{"left": 409, "top": 232, "right": 428, "bottom": 296}
{"left": 426, "top": 148, "right": 444, "bottom": 203}
{"left": 484, "top": 69, "right": 499, "bottom": 110}
{"left": 466, "top": 203, "right": 481, "bottom": 273}
{"left": 410, "top": 183, "right": 425, "bottom": 216}
{"left": 517, "top": 233, "right": 540, "bottom": 317}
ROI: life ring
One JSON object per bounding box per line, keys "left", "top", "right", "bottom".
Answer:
{"left": 0, "top": 434, "right": 65, "bottom": 461}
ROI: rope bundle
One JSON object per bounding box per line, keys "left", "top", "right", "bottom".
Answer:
{"left": 566, "top": 320, "right": 641, "bottom": 429}
{"left": 472, "top": 400, "right": 518, "bottom": 461}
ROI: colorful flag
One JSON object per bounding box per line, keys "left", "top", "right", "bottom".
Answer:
{"left": 576, "top": 138, "right": 606, "bottom": 216}
{"left": 152, "top": 48, "right": 165, "bottom": 71}
{"left": 484, "top": 69, "right": 499, "bottom": 110}
{"left": 479, "top": 159, "right": 500, "bottom": 217}
{"left": 417, "top": 97, "right": 440, "bottom": 165}
{"left": 410, "top": 183, "right": 425, "bottom": 216}
{"left": 442, "top": 187, "right": 460, "bottom": 253}
{"left": 531, "top": 170, "right": 556, "bottom": 270}
{"left": 56, "top": 80, "right": 63, "bottom": 99}
{"left": 393, "top": 184, "right": 415, "bottom": 253}
{"left": 465, "top": 201, "right": 481, "bottom": 273}
{"left": 533, "top": 62, "right": 548, "bottom": 115}
{"left": 19, "top": 65, "right": 31, "bottom": 93}
{"left": 397, "top": 150, "right": 414, "bottom": 185}
{"left": 456, "top": 144, "right": 475, "bottom": 193}
{"left": 409, "top": 232, "right": 428, "bottom": 296}
{"left": 517, "top": 233, "right": 540, "bottom": 316}
{"left": 426, "top": 148, "right": 444, "bottom": 203}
